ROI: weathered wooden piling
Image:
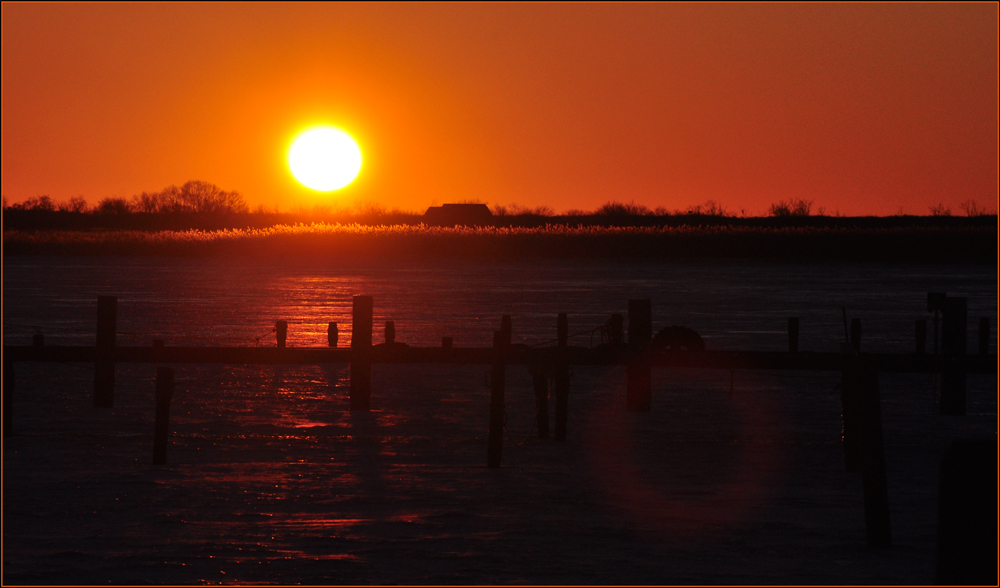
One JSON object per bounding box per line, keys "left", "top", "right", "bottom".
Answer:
{"left": 978, "top": 317, "right": 989, "bottom": 356}
{"left": 385, "top": 321, "right": 395, "bottom": 345}
{"left": 3, "top": 358, "right": 13, "bottom": 437}
{"left": 928, "top": 292, "right": 946, "bottom": 355}
{"left": 93, "top": 295, "right": 117, "bottom": 407}
{"left": 626, "top": 299, "right": 652, "bottom": 412}
{"left": 487, "top": 317, "right": 511, "bottom": 468}
{"left": 153, "top": 367, "right": 174, "bottom": 465}
{"left": 328, "top": 323, "right": 338, "bottom": 348}
{"left": 939, "top": 297, "right": 967, "bottom": 416}
{"left": 275, "top": 320, "right": 288, "bottom": 348}
{"left": 857, "top": 361, "right": 892, "bottom": 547}
{"left": 554, "top": 313, "right": 570, "bottom": 440}
{"left": 153, "top": 339, "right": 164, "bottom": 348}
{"left": 350, "top": 296, "right": 373, "bottom": 410}
{"left": 915, "top": 320, "right": 927, "bottom": 354}
{"left": 787, "top": 317, "right": 799, "bottom": 353}
{"left": 840, "top": 338, "right": 863, "bottom": 473}
{"left": 32, "top": 334, "right": 44, "bottom": 348}
{"left": 442, "top": 337, "right": 453, "bottom": 350}
{"left": 850, "top": 318, "right": 861, "bottom": 353}
{"left": 532, "top": 365, "right": 550, "bottom": 439}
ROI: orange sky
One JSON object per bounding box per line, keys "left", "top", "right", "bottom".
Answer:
{"left": 2, "top": 3, "right": 997, "bottom": 215}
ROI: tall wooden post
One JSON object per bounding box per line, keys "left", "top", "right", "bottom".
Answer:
{"left": 3, "top": 357, "right": 13, "bottom": 437}
{"left": 93, "top": 295, "right": 117, "bottom": 407}
{"left": 915, "top": 320, "right": 927, "bottom": 354}
{"left": 788, "top": 317, "right": 799, "bottom": 353}
{"left": 840, "top": 343, "right": 863, "bottom": 472}
{"left": 350, "top": 296, "right": 373, "bottom": 410}
{"left": 554, "top": 313, "right": 570, "bottom": 440}
{"left": 488, "top": 318, "right": 510, "bottom": 468}
{"left": 275, "top": 320, "right": 288, "bottom": 348}
{"left": 385, "top": 321, "right": 395, "bottom": 345}
{"left": 627, "top": 299, "right": 652, "bottom": 412}
{"left": 939, "top": 297, "right": 967, "bottom": 415}
{"left": 328, "top": 322, "right": 338, "bottom": 348}
{"left": 153, "top": 367, "right": 174, "bottom": 465}
{"left": 857, "top": 362, "right": 892, "bottom": 547}
{"left": 32, "top": 334, "right": 44, "bottom": 348}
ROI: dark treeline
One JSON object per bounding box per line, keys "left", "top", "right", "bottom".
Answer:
{"left": 3, "top": 183, "right": 996, "bottom": 231}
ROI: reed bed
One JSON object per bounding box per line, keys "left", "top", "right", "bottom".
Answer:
{"left": 3, "top": 222, "right": 994, "bottom": 262}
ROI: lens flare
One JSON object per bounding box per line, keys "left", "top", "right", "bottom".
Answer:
{"left": 289, "top": 127, "right": 362, "bottom": 191}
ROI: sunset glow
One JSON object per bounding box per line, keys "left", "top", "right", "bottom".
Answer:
{"left": 289, "top": 127, "right": 362, "bottom": 192}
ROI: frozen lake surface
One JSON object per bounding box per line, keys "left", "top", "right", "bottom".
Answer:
{"left": 3, "top": 256, "right": 996, "bottom": 584}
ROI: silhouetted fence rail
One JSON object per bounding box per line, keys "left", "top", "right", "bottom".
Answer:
{"left": 3, "top": 294, "right": 994, "bottom": 548}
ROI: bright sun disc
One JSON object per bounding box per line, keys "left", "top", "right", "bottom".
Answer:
{"left": 289, "top": 127, "right": 362, "bottom": 191}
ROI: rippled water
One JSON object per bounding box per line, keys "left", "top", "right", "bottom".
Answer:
{"left": 3, "top": 256, "right": 996, "bottom": 584}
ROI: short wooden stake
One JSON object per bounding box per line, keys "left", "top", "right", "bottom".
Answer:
{"left": 978, "top": 317, "right": 989, "bottom": 356}
{"left": 385, "top": 321, "right": 395, "bottom": 345}
{"left": 350, "top": 296, "right": 373, "bottom": 410}
{"left": 32, "top": 334, "right": 44, "bottom": 348}
{"left": 3, "top": 358, "right": 13, "bottom": 437}
{"left": 915, "top": 320, "right": 927, "bottom": 354}
{"left": 442, "top": 337, "right": 453, "bottom": 350}
{"left": 487, "top": 326, "right": 509, "bottom": 468}
{"left": 858, "top": 362, "right": 891, "bottom": 547}
{"left": 940, "top": 297, "right": 967, "bottom": 415}
{"left": 554, "top": 313, "right": 570, "bottom": 440}
{"left": 787, "top": 317, "right": 799, "bottom": 353}
{"left": 275, "top": 320, "right": 288, "bottom": 348}
{"left": 328, "top": 323, "right": 338, "bottom": 348}
{"left": 626, "top": 299, "right": 652, "bottom": 412}
{"left": 93, "top": 295, "right": 117, "bottom": 407}
{"left": 532, "top": 365, "right": 549, "bottom": 439}
{"left": 153, "top": 367, "right": 174, "bottom": 465}
{"left": 850, "top": 318, "right": 861, "bottom": 353}
{"left": 152, "top": 339, "right": 164, "bottom": 348}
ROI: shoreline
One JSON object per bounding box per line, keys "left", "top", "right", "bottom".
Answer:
{"left": 3, "top": 224, "right": 996, "bottom": 263}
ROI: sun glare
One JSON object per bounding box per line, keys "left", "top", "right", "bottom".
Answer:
{"left": 289, "top": 127, "right": 362, "bottom": 191}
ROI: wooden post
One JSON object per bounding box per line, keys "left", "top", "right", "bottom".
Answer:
{"left": 915, "top": 320, "right": 927, "bottom": 354}
{"left": 787, "top": 317, "right": 799, "bottom": 353}
{"left": 487, "top": 324, "right": 509, "bottom": 468}
{"left": 532, "top": 365, "right": 549, "bottom": 439}
{"left": 939, "top": 297, "right": 967, "bottom": 416}
{"left": 978, "top": 317, "right": 989, "bottom": 356}
{"left": 32, "top": 334, "right": 43, "bottom": 348}
{"left": 850, "top": 318, "right": 861, "bottom": 353}
{"left": 328, "top": 323, "right": 338, "bottom": 348}
{"left": 275, "top": 320, "right": 288, "bottom": 348}
{"left": 153, "top": 339, "right": 164, "bottom": 348}
{"left": 93, "top": 295, "right": 117, "bottom": 407}
{"left": 840, "top": 346, "right": 863, "bottom": 472}
{"left": 350, "top": 296, "right": 373, "bottom": 410}
{"left": 554, "top": 313, "right": 570, "bottom": 440}
{"left": 3, "top": 358, "right": 13, "bottom": 437}
{"left": 385, "top": 321, "right": 395, "bottom": 345}
{"left": 627, "top": 299, "right": 652, "bottom": 412}
{"left": 153, "top": 367, "right": 174, "bottom": 465}
{"left": 857, "top": 362, "right": 892, "bottom": 547}
{"left": 442, "top": 337, "right": 453, "bottom": 350}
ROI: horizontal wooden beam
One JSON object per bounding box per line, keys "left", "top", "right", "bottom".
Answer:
{"left": 3, "top": 344, "right": 994, "bottom": 374}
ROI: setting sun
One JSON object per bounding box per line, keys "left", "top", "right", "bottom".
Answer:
{"left": 288, "top": 127, "right": 362, "bottom": 191}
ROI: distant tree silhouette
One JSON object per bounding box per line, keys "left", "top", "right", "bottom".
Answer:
{"left": 96, "top": 197, "right": 131, "bottom": 214}
{"left": 768, "top": 199, "right": 813, "bottom": 217}
{"left": 10, "top": 195, "right": 56, "bottom": 211}
{"left": 58, "top": 196, "right": 90, "bottom": 213}
{"left": 929, "top": 203, "right": 952, "bottom": 217}
{"left": 595, "top": 201, "right": 651, "bottom": 216}
{"left": 129, "top": 181, "right": 248, "bottom": 214}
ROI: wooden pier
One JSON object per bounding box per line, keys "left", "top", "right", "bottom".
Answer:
{"left": 2, "top": 294, "right": 994, "bottom": 548}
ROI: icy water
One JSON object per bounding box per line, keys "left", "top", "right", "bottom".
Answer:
{"left": 3, "top": 256, "right": 996, "bottom": 584}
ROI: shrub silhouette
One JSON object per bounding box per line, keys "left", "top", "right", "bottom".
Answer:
{"left": 768, "top": 199, "right": 812, "bottom": 217}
